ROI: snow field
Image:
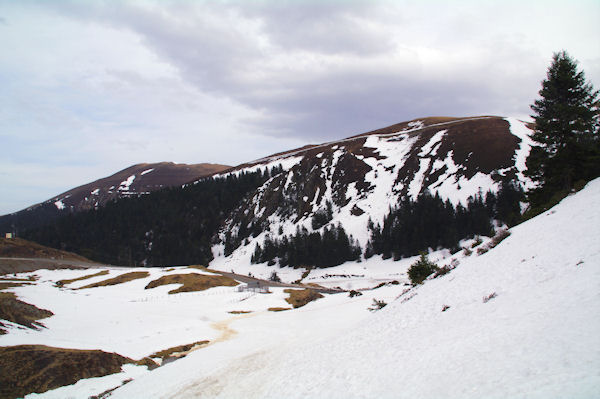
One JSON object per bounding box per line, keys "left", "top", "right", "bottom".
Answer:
{"left": 118, "top": 178, "right": 599, "bottom": 398}
{"left": 0, "top": 267, "right": 297, "bottom": 359}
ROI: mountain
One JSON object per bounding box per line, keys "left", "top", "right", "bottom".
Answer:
{"left": 16, "top": 115, "right": 535, "bottom": 269}
{"left": 0, "top": 162, "right": 230, "bottom": 234}
{"left": 213, "top": 115, "right": 534, "bottom": 272}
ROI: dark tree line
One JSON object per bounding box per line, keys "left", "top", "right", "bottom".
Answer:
{"left": 365, "top": 180, "right": 523, "bottom": 261}
{"left": 251, "top": 223, "right": 362, "bottom": 268}
{"left": 23, "top": 170, "right": 273, "bottom": 266}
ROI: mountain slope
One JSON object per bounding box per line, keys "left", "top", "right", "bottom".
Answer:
{"left": 212, "top": 116, "right": 534, "bottom": 272}
{"left": 14, "top": 115, "right": 534, "bottom": 268}
{"left": 109, "top": 178, "right": 600, "bottom": 399}
{"left": 0, "top": 162, "right": 229, "bottom": 234}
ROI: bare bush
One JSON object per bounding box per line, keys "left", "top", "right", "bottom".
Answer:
{"left": 483, "top": 292, "right": 497, "bottom": 303}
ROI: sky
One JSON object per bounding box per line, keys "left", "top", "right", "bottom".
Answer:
{"left": 1, "top": 0, "right": 599, "bottom": 215}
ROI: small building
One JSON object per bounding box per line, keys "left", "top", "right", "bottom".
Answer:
{"left": 5, "top": 233, "right": 13, "bottom": 239}
{"left": 237, "top": 281, "right": 270, "bottom": 294}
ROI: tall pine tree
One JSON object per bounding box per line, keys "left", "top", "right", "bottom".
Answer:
{"left": 527, "top": 51, "right": 600, "bottom": 209}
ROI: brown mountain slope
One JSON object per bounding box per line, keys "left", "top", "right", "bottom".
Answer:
{"left": 48, "top": 162, "right": 230, "bottom": 212}
{"left": 0, "top": 237, "right": 89, "bottom": 261}
{"left": 0, "top": 162, "right": 230, "bottom": 237}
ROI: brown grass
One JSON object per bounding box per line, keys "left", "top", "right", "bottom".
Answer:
{"left": 0, "top": 345, "right": 131, "bottom": 399}
{"left": 0, "top": 276, "right": 37, "bottom": 282}
{"left": 135, "top": 357, "right": 160, "bottom": 370}
{"left": 0, "top": 237, "right": 89, "bottom": 261}
{"left": 0, "top": 281, "right": 31, "bottom": 290}
{"left": 284, "top": 288, "right": 324, "bottom": 308}
{"left": 145, "top": 273, "right": 238, "bottom": 294}
{"left": 149, "top": 340, "right": 210, "bottom": 361}
{"left": 228, "top": 310, "right": 252, "bottom": 314}
{"left": 187, "top": 265, "right": 223, "bottom": 274}
{"left": 0, "top": 292, "right": 53, "bottom": 332}
{"left": 57, "top": 270, "right": 109, "bottom": 286}
{"left": 268, "top": 307, "right": 292, "bottom": 312}
{"left": 0, "top": 258, "right": 87, "bottom": 277}
{"left": 77, "top": 271, "right": 150, "bottom": 289}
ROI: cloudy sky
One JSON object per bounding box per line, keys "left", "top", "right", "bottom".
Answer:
{"left": 1, "top": 0, "right": 599, "bottom": 215}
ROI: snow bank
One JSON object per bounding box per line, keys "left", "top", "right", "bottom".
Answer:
{"left": 115, "top": 178, "right": 599, "bottom": 399}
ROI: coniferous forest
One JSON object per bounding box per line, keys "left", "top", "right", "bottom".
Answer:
{"left": 365, "top": 180, "right": 522, "bottom": 261}
{"left": 248, "top": 179, "right": 523, "bottom": 268}
{"left": 22, "top": 170, "right": 272, "bottom": 266}
{"left": 21, "top": 168, "right": 523, "bottom": 269}
{"left": 251, "top": 223, "right": 362, "bottom": 268}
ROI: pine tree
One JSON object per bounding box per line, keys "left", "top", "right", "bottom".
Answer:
{"left": 527, "top": 51, "right": 600, "bottom": 208}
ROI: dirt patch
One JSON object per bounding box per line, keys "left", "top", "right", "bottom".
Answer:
{"left": 0, "top": 258, "right": 88, "bottom": 276}
{"left": 0, "top": 292, "right": 53, "bottom": 333}
{"left": 77, "top": 271, "right": 150, "bottom": 289}
{"left": 187, "top": 265, "right": 224, "bottom": 274}
{"left": 145, "top": 273, "right": 238, "bottom": 294}
{"left": 0, "top": 276, "right": 37, "bottom": 282}
{"left": 0, "top": 282, "right": 31, "bottom": 291}
{"left": 228, "top": 310, "right": 252, "bottom": 314}
{"left": 0, "top": 345, "right": 131, "bottom": 399}
{"left": 268, "top": 307, "right": 292, "bottom": 312}
{"left": 284, "top": 289, "right": 324, "bottom": 308}
{"left": 0, "top": 237, "right": 89, "bottom": 261}
{"left": 209, "top": 314, "right": 254, "bottom": 344}
{"left": 149, "top": 341, "right": 210, "bottom": 363}
{"left": 134, "top": 356, "right": 160, "bottom": 370}
{"left": 57, "top": 270, "right": 109, "bottom": 286}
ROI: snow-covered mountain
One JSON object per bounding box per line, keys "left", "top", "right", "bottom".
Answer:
{"left": 211, "top": 116, "right": 535, "bottom": 272}
{"left": 36, "top": 162, "right": 230, "bottom": 212}
{"left": 4, "top": 115, "right": 534, "bottom": 269}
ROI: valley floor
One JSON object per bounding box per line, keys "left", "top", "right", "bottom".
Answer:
{"left": 1, "top": 179, "right": 600, "bottom": 398}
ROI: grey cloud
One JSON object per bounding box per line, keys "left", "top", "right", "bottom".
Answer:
{"left": 35, "top": 1, "right": 575, "bottom": 142}
{"left": 238, "top": 0, "right": 394, "bottom": 56}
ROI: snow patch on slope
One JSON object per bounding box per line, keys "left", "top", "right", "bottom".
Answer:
{"left": 178, "top": 179, "right": 600, "bottom": 399}
{"left": 506, "top": 117, "right": 536, "bottom": 190}
{"left": 118, "top": 175, "right": 136, "bottom": 192}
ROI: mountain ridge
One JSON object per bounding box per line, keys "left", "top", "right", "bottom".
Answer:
{"left": 0, "top": 162, "right": 230, "bottom": 234}
{"left": 7, "top": 115, "right": 534, "bottom": 269}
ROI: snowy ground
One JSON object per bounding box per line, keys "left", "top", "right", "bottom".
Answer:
{"left": 2, "top": 179, "right": 599, "bottom": 398}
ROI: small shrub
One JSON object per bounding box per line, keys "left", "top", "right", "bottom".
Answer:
{"left": 476, "top": 229, "right": 511, "bottom": 256}
{"left": 368, "top": 298, "right": 387, "bottom": 312}
{"left": 348, "top": 290, "right": 363, "bottom": 298}
{"left": 269, "top": 271, "right": 281, "bottom": 282}
{"left": 441, "top": 304, "right": 450, "bottom": 312}
{"left": 471, "top": 236, "right": 483, "bottom": 248}
{"left": 483, "top": 292, "right": 497, "bottom": 303}
{"left": 490, "top": 229, "right": 511, "bottom": 247}
{"left": 463, "top": 247, "right": 472, "bottom": 256}
{"left": 433, "top": 265, "right": 452, "bottom": 278}
{"left": 407, "top": 253, "right": 439, "bottom": 285}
